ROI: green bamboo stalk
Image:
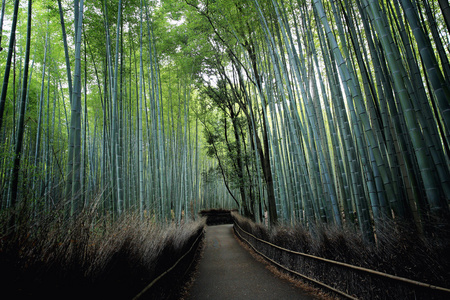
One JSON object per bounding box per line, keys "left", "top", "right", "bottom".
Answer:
{"left": 0, "top": 0, "right": 5, "bottom": 52}
{"left": 10, "top": 0, "right": 32, "bottom": 211}
{"left": 34, "top": 30, "right": 49, "bottom": 180}
{"left": 58, "top": 0, "right": 73, "bottom": 106}
{"left": 365, "top": 0, "right": 448, "bottom": 215}
{"left": 438, "top": 0, "right": 450, "bottom": 32}
{"left": 0, "top": 0, "right": 20, "bottom": 131}
{"left": 66, "top": 0, "right": 85, "bottom": 215}
{"left": 138, "top": 0, "right": 145, "bottom": 218}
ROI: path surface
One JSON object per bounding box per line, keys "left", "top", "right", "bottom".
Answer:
{"left": 187, "top": 224, "right": 316, "bottom": 300}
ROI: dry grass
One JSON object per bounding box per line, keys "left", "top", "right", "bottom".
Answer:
{"left": 0, "top": 204, "right": 205, "bottom": 299}
{"left": 232, "top": 212, "right": 450, "bottom": 299}
{"left": 233, "top": 228, "right": 336, "bottom": 300}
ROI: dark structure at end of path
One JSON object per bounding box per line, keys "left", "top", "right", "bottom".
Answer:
{"left": 199, "top": 209, "right": 236, "bottom": 225}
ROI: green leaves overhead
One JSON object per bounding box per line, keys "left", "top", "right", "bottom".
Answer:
{"left": 0, "top": 0, "right": 236, "bottom": 223}
{"left": 0, "top": 0, "right": 449, "bottom": 240}
{"left": 163, "top": 0, "right": 450, "bottom": 236}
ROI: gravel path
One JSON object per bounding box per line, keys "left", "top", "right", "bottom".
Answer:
{"left": 187, "top": 224, "right": 316, "bottom": 300}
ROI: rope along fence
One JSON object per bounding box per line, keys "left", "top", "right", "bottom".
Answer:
{"left": 133, "top": 228, "right": 204, "bottom": 300}
{"left": 233, "top": 221, "right": 450, "bottom": 299}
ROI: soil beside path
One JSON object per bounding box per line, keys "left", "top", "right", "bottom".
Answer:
{"left": 187, "top": 224, "right": 316, "bottom": 300}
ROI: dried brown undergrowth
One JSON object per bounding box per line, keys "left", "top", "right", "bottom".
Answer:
{"left": 0, "top": 206, "right": 205, "bottom": 299}
{"left": 232, "top": 212, "right": 450, "bottom": 299}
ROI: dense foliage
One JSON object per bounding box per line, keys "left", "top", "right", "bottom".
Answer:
{"left": 0, "top": 0, "right": 449, "bottom": 251}
{"left": 1, "top": 0, "right": 450, "bottom": 297}
{"left": 0, "top": 0, "right": 236, "bottom": 227}
{"left": 162, "top": 0, "right": 450, "bottom": 242}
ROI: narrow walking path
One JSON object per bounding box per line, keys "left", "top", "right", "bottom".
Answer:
{"left": 187, "top": 224, "right": 316, "bottom": 300}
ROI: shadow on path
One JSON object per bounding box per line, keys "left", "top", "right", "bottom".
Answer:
{"left": 187, "top": 224, "right": 316, "bottom": 300}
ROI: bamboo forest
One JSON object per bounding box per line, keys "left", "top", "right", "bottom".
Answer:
{"left": 0, "top": 0, "right": 449, "bottom": 298}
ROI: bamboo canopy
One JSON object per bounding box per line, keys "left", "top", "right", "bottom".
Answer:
{"left": 0, "top": 0, "right": 448, "bottom": 242}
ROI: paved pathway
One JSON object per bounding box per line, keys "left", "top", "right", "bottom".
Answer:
{"left": 187, "top": 224, "right": 316, "bottom": 300}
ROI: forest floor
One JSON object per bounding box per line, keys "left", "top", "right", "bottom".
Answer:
{"left": 185, "top": 224, "right": 318, "bottom": 300}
